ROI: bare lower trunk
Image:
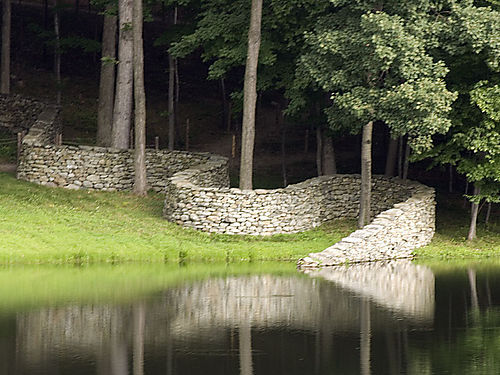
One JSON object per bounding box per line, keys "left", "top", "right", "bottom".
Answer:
{"left": 322, "top": 133, "right": 336, "bottom": 175}
{"left": 133, "top": 0, "right": 147, "bottom": 196}
{"left": 485, "top": 202, "right": 491, "bottom": 225}
{"left": 402, "top": 140, "right": 410, "bottom": 181}
{"left": 467, "top": 185, "right": 480, "bottom": 241}
{"left": 384, "top": 137, "right": 398, "bottom": 177}
{"left": 1, "top": 0, "right": 11, "bottom": 94}
{"left": 168, "top": 52, "right": 175, "bottom": 150}
{"left": 111, "top": 0, "right": 134, "bottom": 149}
{"left": 96, "top": 11, "right": 117, "bottom": 147}
{"left": 239, "top": 0, "right": 262, "bottom": 190}
{"left": 358, "top": 121, "right": 373, "bottom": 228}
{"left": 316, "top": 127, "right": 323, "bottom": 176}
{"left": 448, "top": 164, "right": 454, "bottom": 193}
{"left": 54, "top": 4, "right": 61, "bottom": 105}
{"left": 397, "top": 136, "right": 403, "bottom": 178}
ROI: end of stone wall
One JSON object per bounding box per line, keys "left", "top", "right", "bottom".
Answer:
{"left": 298, "top": 183, "right": 435, "bottom": 269}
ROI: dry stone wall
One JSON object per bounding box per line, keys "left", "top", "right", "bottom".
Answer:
{"left": 0, "top": 94, "right": 45, "bottom": 133}
{"left": 15, "top": 97, "right": 435, "bottom": 262}
{"left": 17, "top": 105, "right": 227, "bottom": 191}
{"left": 164, "top": 165, "right": 435, "bottom": 240}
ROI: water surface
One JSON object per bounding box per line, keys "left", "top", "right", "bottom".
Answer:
{"left": 0, "top": 260, "right": 499, "bottom": 374}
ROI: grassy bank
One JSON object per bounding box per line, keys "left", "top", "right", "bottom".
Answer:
{"left": 1, "top": 172, "right": 498, "bottom": 264}
{"left": 415, "top": 193, "right": 500, "bottom": 260}
{"left": 0, "top": 172, "right": 355, "bottom": 264}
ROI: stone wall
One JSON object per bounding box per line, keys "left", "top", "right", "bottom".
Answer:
{"left": 15, "top": 96, "right": 435, "bottom": 259}
{"left": 0, "top": 94, "right": 45, "bottom": 133}
{"left": 17, "top": 104, "right": 228, "bottom": 191}
{"left": 164, "top": 170, "right": 432, "bottom": 237}
{"left": 298, "top": 182, "right": 435, "bottom": 267}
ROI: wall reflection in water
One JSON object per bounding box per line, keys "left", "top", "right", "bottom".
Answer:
{"left": 2, "top": 261, "right": 438, "bottom": 374}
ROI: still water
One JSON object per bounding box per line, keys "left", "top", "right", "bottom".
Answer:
{"left": 0, "top": 260, "right": 499, "bottom": 374}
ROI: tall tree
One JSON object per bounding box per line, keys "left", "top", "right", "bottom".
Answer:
{"left": 239, "top": 0, "right": 263, "bottom": 190}
{"left": 298, "top": 1, "right": 457, "bottom": 227}
{"left": 96, "top": 7, "right": 117, "bottom": 147}
{"left": 1, "top": 0, "right": 10, "bottom": 94}
{"left": 111, "top": 0, "right": 134, "bottom": 149}
{"left": 133, "top": 0, "right": 147, "bottom": 195}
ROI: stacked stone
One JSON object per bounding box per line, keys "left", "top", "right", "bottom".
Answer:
{"left": 163, "top": 167, "right": 434, "bottom": 238}
{"left": 298, "top": 183, "right": 435, "bottom": 268}
{"left": 0, "top": 94, "right": 45, "bottom": 133}
{"left": 18, "top": 144, "right": 218, "bottom": 191}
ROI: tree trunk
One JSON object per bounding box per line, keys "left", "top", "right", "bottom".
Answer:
{"left": 358, "top": 121, "right": 373, "bottom": 228}
{"left": 402, "top": 139, "right": 410, "bottom": 181}
{"left": 448, "top": 164, "right": 454, "bottom": 193}
{"left": 1, "top": 0, "right": 11, "bottom": 94}
{"left": 322, "top": 133, "right": 336, "bottom": 175}
{"left": 133, "top": 0, "right": 147, "bottom": 196}
{"left": 96, "top": 10, "right": 117, "bottom": 147}
{"left": 111, "top": 0, "right": 134, "bottom": 149}
{"left": 384, "top": 137, "right": 398, "bottom": 177}
{"left": 316, "top": 127, "right": 323, "bottom": 176}
{"left": 397, "top": 136, "right": 403, "bottom": 178}
{"left": 485, "top": 202, "right": 491, "bottom": 225}
{"left": 167, "top": 52, "right": 175, "bottom": 150}
{"left": 467, "top": 185, "right": 480, "bottom": 241}
{"left": 239, "top": 0, "right": 262, "bottom": 190}
{"left": 54, "top": 3, "right": 61, "bottom": 105}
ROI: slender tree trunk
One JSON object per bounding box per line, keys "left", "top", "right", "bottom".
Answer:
{"left": 485, "top": 202, "right": 491, "bottom": 225}
{"left": 96, "top": 10, "right": 117, "bottom": 147}
{"left": 316, "top": 127, "right": 323, "bottom": 176}
{"left": 384, "top": 137, "right": 398, "bottom": 177}
{"left": 463, "top": 180, "right": 469, "bottom": 208}
{"left": 467, "top": 185, "right": 481, "bottom": 241}
{"left": 167, "top": 52, "right": 175, "bottom": 150}
{"left": 397, "top": 136, "right": 403, "bottom": 178}
{"left": 448, "top": 165, "right": 454, "bottom": 193}
{"left": 1, "top": 0, "right": 11, "bottom": 94}
{"left": 54, "top": 2, "right": 61, "bottom": 105}
{"left": 322, "top": 134, "right": 336, "bottom": 175}
{"left": 111, "top": 0, "right": 134, "bottom": 149}
{"left": 358, "top": 121, "right": 373, "bottom": 228}
{"left": 239, "top": 0, "right": 262, "bottom": 190}
{"left": 402, "top": 139, "right": 410, "bottom": 181}
{"left": 133, "top": 0, "right": 147, "bottom": 196}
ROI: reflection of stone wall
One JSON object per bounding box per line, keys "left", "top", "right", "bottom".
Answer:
{"left": 299, "top": 182, "right": 435, "bottom": 267}
{"left": 15, "top": 266, "right": 435, "bottom": 362}
{"left": 307, "top": 261, "right": 435, "bottom": 320}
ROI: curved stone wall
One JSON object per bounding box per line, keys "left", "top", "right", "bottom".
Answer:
{"left": 15, "top": 97, "right": 435, "bottom": 260}
{"left": 164, "top": 163, "right": 435, "bottom": 239}
{"left": 16, "top": 106, "right": 228, "bottom": 191}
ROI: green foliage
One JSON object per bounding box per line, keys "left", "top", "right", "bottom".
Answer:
{"left": 297, "top": 1, "right": 458, "bottom": 152}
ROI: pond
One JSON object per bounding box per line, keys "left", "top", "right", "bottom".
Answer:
{"left": 0, "top": 260, "right": 499, "bottom": 374}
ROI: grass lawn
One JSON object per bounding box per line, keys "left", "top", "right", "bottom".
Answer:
{"left": 0, "top": 172, "right": 356, "bottom": 264}
{"left": 0, "top": 172, "right": 498, "bottom": 265}
{"left": 414, "top": 192, "right": 500, "bottom": 260}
